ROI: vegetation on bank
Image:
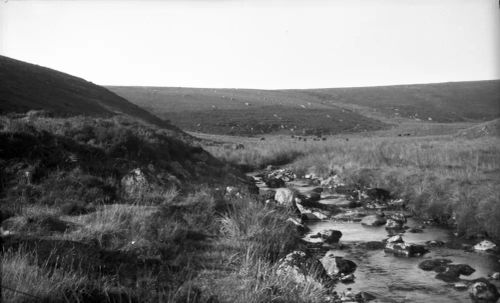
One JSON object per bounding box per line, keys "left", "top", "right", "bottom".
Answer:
{"left": 0, "top": 113, "right": 318, "bottom": 303}
{"left": 205, "top": 134, "right": 500, "bottom": 242}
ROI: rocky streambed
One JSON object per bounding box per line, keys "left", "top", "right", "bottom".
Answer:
{"left": 249, "top": 167, "right": 500, "bottom": 303}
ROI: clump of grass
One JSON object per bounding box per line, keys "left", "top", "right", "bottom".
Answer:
{"left": 1, "top": 248, "right": 92, "bottom": 303}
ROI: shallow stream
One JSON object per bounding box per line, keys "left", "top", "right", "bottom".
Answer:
{"left": 251, "top": 173, "right": 500, "bottom": 302}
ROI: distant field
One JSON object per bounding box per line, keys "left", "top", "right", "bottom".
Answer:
{"left": 109, "top": 80, "right": 500, "bottom": 136}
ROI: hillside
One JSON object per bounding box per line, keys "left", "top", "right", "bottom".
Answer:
{"left": 456, "top": 118, "right": 500, "bottom": 139}
{"left": 0, "top": 55, "right": 175, "bottom": 131}
{"left": 109, "top": 80, "right": 500, "bottom": 136}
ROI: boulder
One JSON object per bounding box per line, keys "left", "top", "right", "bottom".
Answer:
{"left": 385, "top": 219, "right": 404, "bottom": 230}
{"left": 274, "top": 188, "right": 296, "bottom": 207}
{"left": 474, "top": 240, "right": 497, "bottom": 252}
{"left": 320, "top": 253, "right": 357, "bottom": 277}
{"left": 385, "top": 237, "right": 429, "bottom": 257}
{"left": 469, "top": 279, "right": 500, "bottom": 303}
{"left": 386, "top": 235, "right": 404, "bottom": 243}
{"left": 418, "top": 259, "right": 453, "bottom": 271}
{"left": 317, "top": 229, "right": 342, "bottom": 244}
{"left": 276, "top": 251, "right": 329, "bottom": 288}
{"left": 361, "top": 214, "right": 387, "bottom": 227}
{"left": 435, "top": 264, "right": 476, "bottom": 282}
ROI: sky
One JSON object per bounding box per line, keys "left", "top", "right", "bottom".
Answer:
{"left": 0, "top": 0, "right": 499, "bottom": 89}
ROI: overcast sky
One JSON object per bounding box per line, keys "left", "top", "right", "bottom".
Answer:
{"left": 0, "top": 0, "right": 498, "bottom": 89}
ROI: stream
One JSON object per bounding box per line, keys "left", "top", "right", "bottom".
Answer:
{"left": 249, "top": 172, "right": 500, "bottom": 303}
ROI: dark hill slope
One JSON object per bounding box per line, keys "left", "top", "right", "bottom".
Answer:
{"left": 0, "top": 55, "right": 174, "bottom": 129}
{"left": 296, "top": 80, "right": 500, "bottom": 122}
{"left": 109, "top": 80, "right": 499, "bottom": 136}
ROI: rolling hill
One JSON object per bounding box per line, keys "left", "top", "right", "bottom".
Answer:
{"left": 0, "top": 55, "right": 175, "bottom": 130}
{"left": 109, "top": 80, "right": 500, "bottom": 136}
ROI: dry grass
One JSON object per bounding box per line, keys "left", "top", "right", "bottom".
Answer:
{"left": 1, "top": 249, "right": 93, "bottom": 303}
{"left": 208, "top": 134, "right": 500, "bottom": 240}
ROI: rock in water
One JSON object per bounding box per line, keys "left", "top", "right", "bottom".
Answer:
{"left": 318, "top": 229, "right": 342, "bottom": 244}
{"left": 274, "top": 188, "right": 295, "bottom": 207}
{"left": 418, "top": 259, "right": 453, "bottom": 271}
{"left": 435, "top": 264, "right": 476, "bottom": 282}
{"left": 469, "top": 279, "right": 500, "bottom": 303}
{"left": 474, "top": 240, "right": 497, "bottom": 252}
{"left": 361, "top": 214, "right": 387, "bottom": 227}
{"left": 320, "top": 253, "right": 357, "bottom": 277}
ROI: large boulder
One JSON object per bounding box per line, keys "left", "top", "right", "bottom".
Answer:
{"left": 276, "top": 251, "right": 329, "bottom": 288}
{"left": 274, "top": 188, "right": 296, "bottom": 207}
{"left": 320, "top": 252, "right": 357, "bottom": 277}
{"left": 474, "top": 240, "right": 497, "bottom": 253}
{"left": 384, "top": 236, "right": 428, "bottom": 257}
{"left": 469, "top": 279, "right": 500, "bottom": 303}
{"left": 361, "top": 214, "right": 387, "bottom": 227}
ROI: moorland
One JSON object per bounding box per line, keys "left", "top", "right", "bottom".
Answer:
{"left": 1, "top": 55, "right": 500, "bottom": 303}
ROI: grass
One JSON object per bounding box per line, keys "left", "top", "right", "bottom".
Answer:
{"left": 207, "top": 134, "right": 500, "bottom": 242}
{"left": 109, "top": 80, "right": 500, "bottom": 136}
{"left": 1, "top": 248, "right": 96, "bottom": 303}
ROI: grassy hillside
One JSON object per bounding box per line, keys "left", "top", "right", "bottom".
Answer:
{"left": 0, "top": 56, "right": 175, "bottom": 131}
{"left": 0, "top": 113, "right": 311, "bottom": 303}
{"left": 109, "top": 80, "right": 500, "bottom": 136}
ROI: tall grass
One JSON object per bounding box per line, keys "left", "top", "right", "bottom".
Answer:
{"left": 1, "top": 249, "right": 92, "bottom": 303}
{"left": 209, "top": 135, "right": 500, "bottom": 241}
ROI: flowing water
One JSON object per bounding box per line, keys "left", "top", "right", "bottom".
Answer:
{"left": 251, "top": 173, "right": 500, "bottom": 302}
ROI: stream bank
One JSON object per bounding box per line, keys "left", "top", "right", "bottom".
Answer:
{"left": 249, "top": 167, "right": 500, "bottom": 303}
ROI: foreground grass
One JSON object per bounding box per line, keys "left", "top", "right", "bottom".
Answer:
{"left": 208, "top": 134, "right": 500, "bottom": 241}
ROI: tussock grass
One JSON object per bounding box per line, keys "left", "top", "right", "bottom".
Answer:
{"left": 210, "top": 134, "right": 500, "bottom": 241}
{"left": 1, "top": 249, "right": 93, "bottom": 303}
